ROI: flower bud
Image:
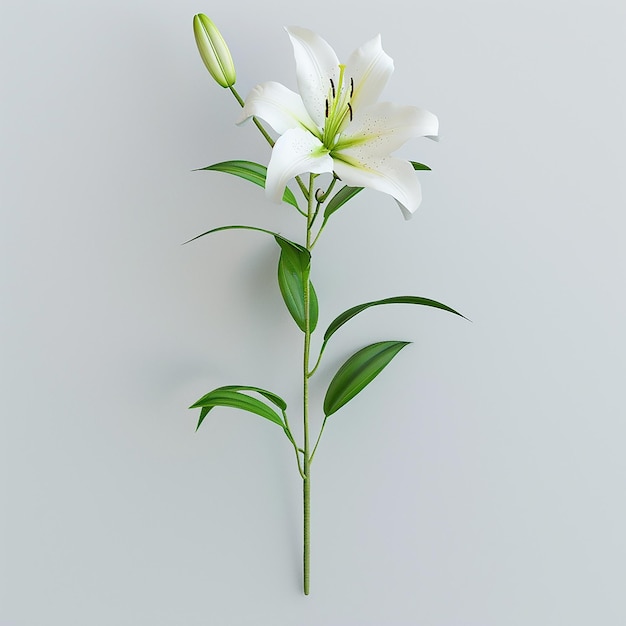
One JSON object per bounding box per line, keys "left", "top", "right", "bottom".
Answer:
{"left": 193, "top": 14, "right": 236, "bottom": 88}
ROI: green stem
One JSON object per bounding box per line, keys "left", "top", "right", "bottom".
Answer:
{"left": 282, "top": 415, "right": 305, "bottom": 480}
{"left": 229, "top": 85, "right": 245, "bottom": 106}
{"left": 308, "top": 340, "right": 328, "bottom": 378}
{"left": 302, "top": 173, "right": 316, "bottom": 596}
{"left": 309, "top": 177, "right": 338, "bottom": 231}
{"left": 303, "top": 463, "right": 310, "bottom": 595}
{"left": 309, "top": 416, "right": 328, "bottom": 465}
{"left": 310, "top": 217, "right": 329, "bottom": 250}
{"left": 315, "top": 175, "right": 339, "bottom": 204}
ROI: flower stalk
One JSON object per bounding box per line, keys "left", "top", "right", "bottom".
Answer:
{"left": 302, "top": 172, "right": 316, "bottom": 594}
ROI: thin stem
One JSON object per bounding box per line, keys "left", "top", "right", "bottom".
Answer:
{"left": 296, "top": 177, "right": 311, "bottom": 203}
{"left": 289, "top": 436, "right": 306, "bottom": 480}
{"left": 229, "top": 85, "right": 246, "bottom": 107}
{"left": 310, "top": 217, "right": 329, "bottom": 249}
{"left": 315, "top": 175, "right": 339, "bottom": 204}
{"left": 282, "top": 414, "right": 306, "bottom": 480}
{"left": 309, "top": 416, "right": 328, "bottom": 465}
{"left": 308, "top": 340, "right": 328, "bottom": 378}
{"left": 309, "top": 177, "right": 338, "bottom": 231}
{"left": 302, "top": 173, "right": 316, "bottom": 596}
{"left": 229, "top": 86, "right": 274, "bottom": 145}
{"left": 309, "top": 202, "right": 322, "bottom": 232}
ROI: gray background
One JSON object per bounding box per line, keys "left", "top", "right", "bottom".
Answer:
{"left": 2, "top": 0, "right": 625, "bottom": 624}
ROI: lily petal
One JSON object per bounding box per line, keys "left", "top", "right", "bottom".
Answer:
{"left": 332, "top": 154, "right": 422, "bottom": 219}
{"left": 345, "top": 35, "right": 394, "bottom": 114}
{"left": 336, "top": 102, "right": 439, "bottom": 155}
{"left": 286, "top": 27, "right": 340, "bottom": 129}
{"left": 266, "top": 128, "right": 334, "bottom": 202}
{"left": 238, "top": 81, "right": 319, "bottom": 136}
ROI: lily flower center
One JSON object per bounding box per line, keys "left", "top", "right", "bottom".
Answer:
{"left": 322, "top": 64, "right": 354, "bottom": 150}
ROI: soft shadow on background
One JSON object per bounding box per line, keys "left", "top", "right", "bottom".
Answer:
{"left": 2, "top": 0, "right": 625, "bottom": 624}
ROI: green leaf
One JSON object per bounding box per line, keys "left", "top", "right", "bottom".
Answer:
{"left": 309, "top": 284, "right": 319, "bottom": 332}
{"left": 190, "top": 386, "right": 286, "bottom": 430}
{"left": 323, "top": 296, "right": 466, "bottom": 343}
{"left": 323, "top": 185, "right": 363, "bottom": 219}
{"left": 410, "top": 161, "right": 431, "bottom": 171}
{"left": 323, "top": 341, "right": 411, "bottom": 417}
{"left": 184, "top": 224, "right": 302, "bottom": 249}
{"left": 275, "top": 237, "right": 318, "bottom": 333}
{"left": 211, "top": 385, "right": 287, "bottom": 410}
{"left": 197, "top": 160, "right": 299, "bottom": 209}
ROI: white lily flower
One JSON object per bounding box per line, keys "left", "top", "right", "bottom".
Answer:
{"left": 238, "top": 27, "right": 438, "bottom": 218}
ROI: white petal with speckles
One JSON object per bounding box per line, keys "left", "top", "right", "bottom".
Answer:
{"left": 336, "top": 102, "right": 438, "bottom": 156}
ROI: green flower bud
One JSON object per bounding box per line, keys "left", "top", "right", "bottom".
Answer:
{"left": 193, "top": 14, "right": 236, "bottom": 88}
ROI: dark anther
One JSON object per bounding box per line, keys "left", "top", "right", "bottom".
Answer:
{"left": 330, "top": 78, "right": 336, "bottom": 98}
{"left": 347, "top": 103, "right": 353, "bottom": 121}
{"left": 350, "top": 77, "right": 354, "bottom": 97}
{"left": 325, "top": 99, "right": 329, "bottom": 117}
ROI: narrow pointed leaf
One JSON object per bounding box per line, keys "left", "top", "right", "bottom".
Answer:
{"left": 184, "top": 224, "right": 303, "bottom": 251}
{"left": 323, "top": 185, "right": 363, "bottom": 219}
{"left": 323, "top": 296, "right": 466, "bottom": 343}
{"left": 323, "top": 341, "right": 410, "bottom": 417}
{"left": 190, "top": 388, "right": 285, "bottom": 429}
{"left": 410, "top": 161, "right": 431, "bottom": 171}
{"left": 211, "top": 385, "right": 287, "bottom": 410}
{"left": 276, "top": 239, "right": 318, "bottom": 333}
{"left": 198, "top": 160, "right": 267, "bottom": 185}
{"left": 197, "top": 160, "right": 299, "bottom": 209}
